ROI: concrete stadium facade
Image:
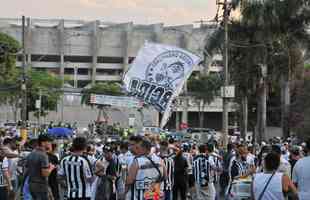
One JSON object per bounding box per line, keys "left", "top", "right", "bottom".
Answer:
{"left": 0, "top": 18, "right": 235, "bottom": 130}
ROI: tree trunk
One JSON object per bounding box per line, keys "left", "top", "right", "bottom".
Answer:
{"left": 241, "top": 95, "right": 248, "bottom": 139}
{"left": 257, "top": 76, "right": 267, "bottom": 143}
{"left": 281, "top": 75, "right": 291, "bottom": 139}
{"left": 256, "top": 95, "right": 261, "bottom": 144}
{"left": 281, "top": 48, "right": 292, "bottom": 139}
{"left": 261, "top": 81, "right": 267, "bottom": 142}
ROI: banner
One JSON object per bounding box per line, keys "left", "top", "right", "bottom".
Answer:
{"left": 123, "top": 42, "right": 201, "bottom": 127}
{"left": 90, "top": 94, "right": 143, "bottom": 108}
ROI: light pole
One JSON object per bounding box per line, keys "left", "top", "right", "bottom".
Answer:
{"left": 21, "top": 16, "right": 28, "bottom": 127}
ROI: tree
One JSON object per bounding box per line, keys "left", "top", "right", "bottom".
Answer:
{"left": 240, "top": 0, "right": 310, "bottom": 138}
{"left": 205, "top": 0, "right": 310, "bottom": 141}
{"left": 0, "top": 32, "right": 21, "bottom": 121}
{"left": 81, "top": 82, "right": 123, "bottom": 126}
{"left": 187, "top": 74, "right": 223, "bottom": 128}
{"left": 26, "top": 69, "right": 63, "bottom": 120}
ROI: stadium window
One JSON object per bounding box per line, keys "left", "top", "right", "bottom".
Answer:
{"left": 31, "top": 54, "right": 60, "bottom": 62}
{"left": 64, "top": 56, "right": 92, "bottom": 63}
{"left": 97, "top": 56, "right": 123, "bottom": 63}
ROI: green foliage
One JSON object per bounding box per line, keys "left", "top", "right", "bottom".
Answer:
{"left": 205, "top": 0, "right": 310, "bottom": 133}
{"left": 81, "top": 82, "right": 123, "bottom": 106}
{"left": 0, "top": 32, "right": 20, "bottom": 53}
{"left": 0, "top": 32, "right": 20, "bottom": 84}
{"left": 27, "top": 69, "right": 63, "bottom": 116}
{"left": 188, "top": 74, "right": 223, "bottom": 105}
{"left": 0, "top": 32, "right": 21, "bottom": 113}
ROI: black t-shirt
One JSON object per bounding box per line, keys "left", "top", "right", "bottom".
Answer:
{"left": 105, "top": 159, "right": 117, "bottom": 177}
{"left": 173, "top": 154, "right": 188, "bottom": 182}
{"left": 48, "top": 153, "right": 59, "bottom": 185}
{"left": 26, "top": 149, "right": 50, "bottom": 193}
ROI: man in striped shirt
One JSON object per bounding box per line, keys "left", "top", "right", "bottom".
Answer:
{"left": 59, "top": 137, "right": 94, "bottom": 200}
{"left": 205, "top": 143, "right": 222, "bottom": 200}
{"left": 125, "top": 139, "right": 166, "bottom": 200}
{"left": 193, "top": 144, "right": 212, "bottom": 200}
{"left": 158, "top": 141, "right": 174, "bottom": 200}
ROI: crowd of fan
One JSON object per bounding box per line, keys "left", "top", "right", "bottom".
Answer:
{"left": 0, "top": 131, "right": 309, "bottom": 200}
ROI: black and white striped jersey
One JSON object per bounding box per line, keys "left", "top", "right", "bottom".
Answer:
{"left": 208, "top": 153, "right": 222, "bottom": 183}
{"left": 193, "top": 154, "right": 210, "bottom": 187}
{"left": 160, "top": 153, "right": 175, "bottom": 191}
{"left": 229, "top": 157, "right": 249, "bottom": 180}
{"left": 59, "top": 154, "right": 93, "bottom": 199}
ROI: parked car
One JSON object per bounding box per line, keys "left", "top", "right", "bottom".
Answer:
{"left": 187, "top": 128, "right": 221, "bottom": 143}
{"left": 142, "top": 126, "right": 163, "bottom": 135}
{"left": 167, "top": 132, "right": 184, "bottom": 141}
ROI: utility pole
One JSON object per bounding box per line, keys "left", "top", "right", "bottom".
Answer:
{"left": 218, "top": 0, "right": 230, "bottom": 147}
{"left": 21, "top": 16, "right": 27, "bottom": 127}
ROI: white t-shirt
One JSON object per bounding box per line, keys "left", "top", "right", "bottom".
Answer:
{"left": 292, "top": 156, "right": 310, "bottom": 200}
{"left": 278, "top": 156, "right": 291, "bottom": 178}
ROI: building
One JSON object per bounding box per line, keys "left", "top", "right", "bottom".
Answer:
{"left": 0, "top": 18, "right": 234, "bottom": 129}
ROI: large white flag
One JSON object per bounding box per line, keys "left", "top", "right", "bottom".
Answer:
{"left": 123, "top": 42, "right": 201, "bottom": 127}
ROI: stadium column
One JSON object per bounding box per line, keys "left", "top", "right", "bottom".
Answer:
{"left": 26, "top": 17, "right": 32, "bottom": 68}
{"left": 152, "top": 23, "right": 163, "bottom": 43}
{"left": 58, "top": 19, "right": 65, "bottom": 122}
{"left": 91, "top": 20, "right": 99, "bottom": 85}
{"left": 123, "top": 22, "right": 133, "bottom": 73}
{"left": 180, "top": 27, "right": 193, "bottom": 127}
{"left": 58, "top": 19, "right": 65, "bottom": 84}
{"left": 74, "top": 66, "right": 78, "bottom": 88}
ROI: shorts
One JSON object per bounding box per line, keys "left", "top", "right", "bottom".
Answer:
{"left": 29, "top": 182, "right": 49, "bottom": 200}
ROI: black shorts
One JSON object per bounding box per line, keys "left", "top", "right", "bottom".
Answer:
{"left": 188, "top": 174, "right": 195, "bottom": 188}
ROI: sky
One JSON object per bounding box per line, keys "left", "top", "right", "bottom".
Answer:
{"left": 1, "top": 0, "right": 218, "bottom": 25}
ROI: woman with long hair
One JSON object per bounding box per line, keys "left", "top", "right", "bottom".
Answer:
{"left": 252, "top": 152, "right": 298, "bottom": 200}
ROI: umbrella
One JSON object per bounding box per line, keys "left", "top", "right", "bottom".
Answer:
{"left": 48, "top": 127, "right": 73, "bottom": 138}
